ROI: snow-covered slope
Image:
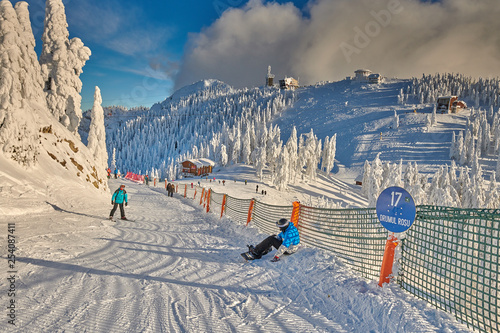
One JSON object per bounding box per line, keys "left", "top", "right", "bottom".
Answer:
{"left": 0, "top": 179, "right": 472, "bottom": 333}
{"left": 168, "top": 79, "right": 234, "bottom": 101}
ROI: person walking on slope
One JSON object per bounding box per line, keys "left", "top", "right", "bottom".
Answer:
{"left": 247, "top": 218, "right": 300, "bottom": 262}
{"left": 109, "top": 184, "right": 128, "bottom": 220}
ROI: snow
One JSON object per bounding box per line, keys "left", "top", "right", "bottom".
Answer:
{"left": 0, "top": 1, "right": 494, "bottom": 330}
{"left": 0, "top": 177, "right": 472, "bottom": 332}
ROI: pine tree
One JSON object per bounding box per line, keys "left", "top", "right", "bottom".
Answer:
{"left": 219, "top": 144, "right": 228, "bottom": 166}
{"left": 393, "top": 110, "right": 399, "bottom": 129}
{"left": 0, "top": 1, "right": 43, "bottom": 166}
{"left": 255, "top": 147, "right": 266, "bottom": 181}
{"left": 285, "top": 126, "right": 298, "bottom": 184}
{"left": 40, "top": 0, "right": 91, "bottom": 137}
{"left": 241, "top": 128, "right": 251, "bottom": 165}
{"left": 87, "top": 86, "right": 108, "bottom": 173}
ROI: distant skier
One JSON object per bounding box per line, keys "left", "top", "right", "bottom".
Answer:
{"left": 114, "top": 169, "right": 118, "bottom": 179}
{"left": 167, "top": 183, "right": 174, "bottom": 197}
{"left": 109, "top": 184, "right": 128, "bottom": 220}
{"left": 244, "top": 218, "right": 300, "bottom": 262}
{"left": 144, "top": 175, "right": 149, "bottom": 186}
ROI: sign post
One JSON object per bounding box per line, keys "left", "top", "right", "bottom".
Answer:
{"left": 376, "top": 186, "right": 416, "bottom": 287}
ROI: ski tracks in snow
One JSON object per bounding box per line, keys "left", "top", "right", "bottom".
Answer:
{"left": 2, "top": 180, "right": 341, "bottom": 332}
{"left": 1, "top": 180, "right": 471, "bottom": 332}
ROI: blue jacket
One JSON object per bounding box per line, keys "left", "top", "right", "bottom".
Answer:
{"left": 275, "top": 223, "right": 300, "bottom": 257}
{"left": 112, "top": 189, "right": 128, "bottom": 204}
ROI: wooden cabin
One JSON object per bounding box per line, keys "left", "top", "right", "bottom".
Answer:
{"left": 180, "top": 158, "right": 215, "bottom": 176}
{"left": 436, "top": 96, "right": 467, "bottom": 113}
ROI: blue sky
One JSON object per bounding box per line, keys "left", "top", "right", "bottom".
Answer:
{"left": 21, "top": 0, "right": 500, "bottom": 111}
{"left": 23, "top": 0, "right": 309, "bottom": 110}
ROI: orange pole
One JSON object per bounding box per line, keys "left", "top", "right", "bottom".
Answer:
{"left": 184, "top": 184, "right": 187, "bottom": 198}
{"left": 220, "top": 194, "right": 227, "bottom": 218}
{"left": 200, "top": 188, "right": 205, "bottom": 205}
{"left": 194, "top": 188, "right": 197, "bottom": 199}
{"left": 165, "top": 180, "right": 167, "bottom": 190}
{"left": 154, "top": 178, "right": 157, "bottom": 187}
{"left": 246, "top": 199, "right": 255, "bottom": 226}
{"left": 206, "top": 189, "right": 211, "bottom": 213}
{"left": 290, "top": 201, "right": 300, "bottom": 227}
{"left": 378, "top": 234, "right": 399, "bottom": 287}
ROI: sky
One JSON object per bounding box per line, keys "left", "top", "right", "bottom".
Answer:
{"left": 20, "top": 0, "right": 500, "bottom": 111}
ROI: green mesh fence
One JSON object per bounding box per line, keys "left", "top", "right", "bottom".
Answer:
{"left": 400, "top": 206, "right": 500, "bottom": 333}
{"left": 224, "top": 195, "right": 252, "bottom": 226}
{"left": 209, "top": 191, "right": 224, "bottom": 216}
{"left": 184, "top": 189, "right": 500, "bottom": 332}
{"left": 252, "top": 201, "right": 294, "bottom": 235}
{"left": 298, "top": 205, "right": 387, "bottom": 280}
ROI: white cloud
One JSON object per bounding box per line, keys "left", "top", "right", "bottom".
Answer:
{"left": 175, "top": 0, "right": 500, "bottom": 89}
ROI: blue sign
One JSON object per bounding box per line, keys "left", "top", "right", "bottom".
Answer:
{"left": 376, "top": 186, "right": 416, "bottom": 233}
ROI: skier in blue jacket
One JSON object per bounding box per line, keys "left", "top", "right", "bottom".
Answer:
{"left": 109, "top": 184, "right": 128, "bottom": 220}
{"left": 248, "top": 218, "right": 300, "bottom": 262}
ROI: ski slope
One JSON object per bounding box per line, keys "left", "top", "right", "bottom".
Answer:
{"left": 1, "top": 179, "right": 472, "bottom": 332}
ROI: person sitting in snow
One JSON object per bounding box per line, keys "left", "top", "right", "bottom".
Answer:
{"left": 248, "top": 218, "right": 300, "bottom": 262}
{"left": 109, "top": 184, "right": 128, "bottom": 220}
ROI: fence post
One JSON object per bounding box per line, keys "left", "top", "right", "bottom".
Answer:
{"left": 203, "top": 189, "right": 208, "bottom": 208}
{"left": 220, "top": 194, "right": 227, "bottom": 218}
{"left": 246, "top": 199, "right": 255, "bottom": 226}
{"left": 378, "top": 234, "right": 399, "bottom": 287}
{"left": 291, "top": 201, "right": 300, "bottom": 228}
{"left": 184, "top": 184, "right": 187, "bottom": 198}
{"left": 200, "top": 188, "right": 205, "bottom": 205}
{"left": 206, "top": 189, "right": 211, "bottom": 213}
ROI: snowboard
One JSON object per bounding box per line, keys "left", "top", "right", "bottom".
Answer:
{"left": 241, "top": 252, "right": 256, "bottom": 261}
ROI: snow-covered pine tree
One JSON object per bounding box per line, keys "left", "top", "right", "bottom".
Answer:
{"left": 485, "top": 172, "right": 500, "bottom": 208}
{"left": 393, "top": 110, "right": 399, "bottom": 129}
{"left": 304, "top": 129, "right": 319, "bottom": 181}
{"left": 321, "top": 136, "right": 329, "bottom": 173}
{"left": 111, "top": 147, "right": 117, "bottom": 171}
{"left": 0, "top": 1, "right": 44, "bottom": 166}
{"left": 361, "top": 160, "right": 371, "bottom": 196}
{"left": 449, "top": 131, "right": 457, "bottom": 160}
{"left": 367, "top": 153, "right": 383, "bottom": 206}
{"left": 255, "top": 147, "right": 266, "bottom": 181}
{"left": 40, "top": 0, "right": 91, "bottom": 137}
{"left": 87, "top": 86, "right": 108, "bottom": 174}
{"left": 274, "top": 146, "right": 290, "bottom": 191}
{"left": 241, "top": 128, "right": 251, "bottom": 165}
{"left": 285, "top": 126, "right": 298, "bottom": 184}
{"left": 297, "top": 134, "right": 306, "bottom": 180}
{"left": 481, "top": 117, "right": 491, "bottom": 156}
{"left": 231, "top": 126, "right": 241, "bottom": 164}
{"left": 464, "top": 129, "right": 474, "bottom": 165}
{"left": 219, "top": 144, "right": 228, "bottom": 166}
{"left": 327, "top": 134, "right": 337, "bottom": 174}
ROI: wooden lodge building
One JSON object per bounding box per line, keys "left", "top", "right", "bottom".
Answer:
{"left": 180, "top": 158, "right": 215, "bottom": 176}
